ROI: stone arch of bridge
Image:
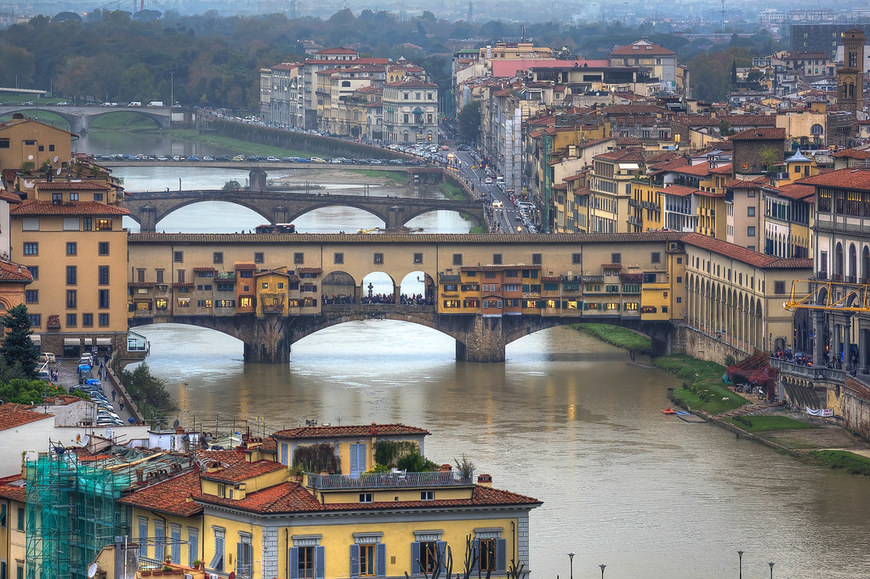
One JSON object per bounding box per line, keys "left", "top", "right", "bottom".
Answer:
{"left": 287, "top": 311, "right": 463, "bottom": 345}
{"left": 124, "top": 198, "right": 276, "bottom": 228}
{"left": 85, "top": 109, "right": 165, "bottom": 129}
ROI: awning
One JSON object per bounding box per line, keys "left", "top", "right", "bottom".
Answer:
{"left": 31, "top": 335, "right": 41, "bottom": 344}
{"left": 64, "top": 338, "right": 80, "bottom": 345}
{"left": 96, "top": 338, "right": 112, "bottom": 345}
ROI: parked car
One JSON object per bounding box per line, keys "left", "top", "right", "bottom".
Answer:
{"left": 38, "top": 352, "right": 56, "bottom": 364}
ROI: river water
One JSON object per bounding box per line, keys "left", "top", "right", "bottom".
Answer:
{"left": 106, "top": 138, "right": 870, "bottom": 578}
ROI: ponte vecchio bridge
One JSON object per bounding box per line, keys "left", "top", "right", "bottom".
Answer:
{"left": 121, "top": 189, "right": 486, "bottom": 232}
{"left": 127, "top": 232, "right": 686, "bottom": 363}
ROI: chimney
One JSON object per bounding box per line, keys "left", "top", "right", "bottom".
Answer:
{"left": 477, "top": 474, "right": 493, "bottom": 487}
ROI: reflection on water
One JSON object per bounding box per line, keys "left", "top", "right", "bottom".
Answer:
{"left": 133, "top": 322, "right": 870, "bottom": 579}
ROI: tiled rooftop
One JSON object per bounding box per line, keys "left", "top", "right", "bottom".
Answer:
{"left": 273, "top": 423, "right": 429, "bottom": 440}
{"left": 11, "top": 200, "right": 129, "bottom": 216}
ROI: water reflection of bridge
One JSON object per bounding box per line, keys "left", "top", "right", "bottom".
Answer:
{"left": 121, "top": 189, "right": 485, "bottom": 232}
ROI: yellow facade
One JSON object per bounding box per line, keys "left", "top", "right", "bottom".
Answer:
{"left": 0, "top": 116, "right": 72, "bottom": 174}
{"left": 629, "top": 179, "right": 664, "bottom": 233}
{"left": 0, "top": 491, "right": 27, "bottom": 579}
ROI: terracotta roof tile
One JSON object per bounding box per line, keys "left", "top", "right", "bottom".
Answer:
{"left": 0, "top": 260, "right": 33, "bottom": 282}
{"left": 11, "top": 200, "right": 129, "bottom": 216}
{"left": 201, "top": 460, "right": 285, "bottom": 484}
{"left": 797, "top": 168, "right": 870, "bottom": 190}
{"left": 831, "top": 148, "right": 870, "bottom": 160}
{"left": 273, "top": 423, "right": 429, "bottom": 440}
{"left": 681, "top": 233, "right": 813, "bottom": 269}
{"left": 35, "top": 181, "right": 110, "bottom": 191}
{"left": 0, "top": 481, "right": 27, "bottom": 503}
{"left": 729, "top": 127, "right": 786, "bottom": 141}
{"left": 610, "top": 41, "right": 675, "bottom": 56}
{"left": 118, "top": 470, "right": 203, "bottom": 517}
{"left": 658, "top": 184, "right": 698, "bottom": 197}
{"left": 769, "top": 183, "right": 815, "bottom": 200}
{"left": 0, "top": 403, "right": 52, "bottom": 431}
{"left": 672, "top": 163, "right": 715, "bottom": 177}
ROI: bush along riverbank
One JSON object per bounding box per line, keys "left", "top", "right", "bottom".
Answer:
{"left": 573, "top": 324, "right": 870, "bottom": 477}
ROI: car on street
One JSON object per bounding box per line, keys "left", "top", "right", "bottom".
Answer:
{"left": 485, "top": 177, "right": 493, "bottom": 184}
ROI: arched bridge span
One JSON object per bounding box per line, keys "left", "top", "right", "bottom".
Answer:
{"left": 0, "top": 105, "right": 171, "bottom": 133}
{"left": 121, "top": 190, "right": 485, "bottom": 231}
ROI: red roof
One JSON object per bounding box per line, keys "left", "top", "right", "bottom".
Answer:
{"left": 35, "top": 181, "right": 110, "bottom": 191}
{"left": 201, "top": 460, "right": 286, "bottom": 484}
{"left": 610, "top": 40, "right": 676, "bottom": 57}
{"left": 11, "top": 200, "right": 129, "bottom": 216}
{"left": 729, "top": 127, "right": 786, "bottom": 141}
{"left": 773, "top": 183, "right": 815, "bottom": 200}
{"left": 658, "top": 184, "right": 697, "bottom": 197}
{"left": 0, "top": 260, "right": 32, "bottom": 282}
{"left": 797, "top": 168, "right": 870, "bottom": 191}
{"left": 673, "top": 163, "right": 715, "bottom": 177}
{"left": 594, "top": 148, "right": 644, "bottom": 162}
{"left": 273, "top": 423, "right": 429, "bottom": 440}
{"left": 681, "top": 233, "right": 813, "bottom": 269}
{"left": 0, "top": 480, "right": 27, "bottom": 503}
{"left": 0, "top": 403, "right": 51, "bottom": 431}
{"left": 831, "top": 148, "right": 870, "bottom": 160}
{"left": 118, "top": 470, "right": 203, "bottom": 517}
{"left": 491, "top": 59, "right": 608, "bottom": 78}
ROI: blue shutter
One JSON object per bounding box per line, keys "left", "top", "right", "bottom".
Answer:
{"left": 289, "top": 547, "right": 299, "bottom": 579}
{"left": 237, "top": 542, "right": 243, "bottom": 576}
{"left": 496, "top": 539, "right": 506, "bottom": 573}
{"left": 316, "top": 546, "right": 325, "bottom": 579}
{"left": 471, "top": 539, "right": 479, "bottom": 573}
{"left": 437, "top": 541, "right": 447, "bottom": 573}
{"left": 350, "top": 544, "right": 360, "bottom": 578}
{"left": 411, "top": 542, "right": 420, "bottom": 575}
{"left": 376, "top": 543, "right": 386, "bottom": 577}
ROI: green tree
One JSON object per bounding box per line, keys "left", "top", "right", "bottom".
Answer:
{"left": 396, "top": 450, "right": 438, "bottom": 472}
{"left": 458, "top": 100, "right": 481, "bottom": 144}
{"left": 0, "top": 305, "right": 39, "bottom": 379}
{"left": 119, "top": 362, "right": 175, "bottom": 425}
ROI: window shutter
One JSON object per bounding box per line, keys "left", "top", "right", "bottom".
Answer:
{"left": 350, "top": 544, "right": 360, "bottom": 578}
{"left": 289, "top": 547, "right": 299, "bottom": 579}
{"left": 316, "top": 546, "right": 325, "bottom": 579}
{"left": 437, "top": 541, "right": 447, "bottom": 573}
{"left": 376, "top": 543, "right": 386, "bottom": 577}
{"left": 496, "top": 539, "right": 507, "bottom": 573}
{"left": 237, "top": 542, "right": 243, "bottom": 575}
{"left": 411, "top": 542, "right": 420, "bottom": 575}
{"left": 471, "top": 539, "right": 479, "bottom": 573}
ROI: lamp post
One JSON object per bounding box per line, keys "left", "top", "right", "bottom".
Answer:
{"left": 737, "top": 551, "right": 744, "bottom": 579}
{"left": 768, "top": 562, "right": 774, "bottom": 579}
{"left": 599, "top": 564, "right": 606, "bottom": 579}
{"left": 567, "top": 553, "right": 574, "bottom": 579}
{"left": 170, "top": 71, "right": 174, "bottom": 107}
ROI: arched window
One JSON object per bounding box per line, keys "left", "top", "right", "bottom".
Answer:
{"left": 811, "top": 124, "right": 823, "bottom": 135}
{"left": 836, "top": 242, "right": 844, "bottom": 280}
{"left": 849, "top": 244, "right": 857, "bottom": 282}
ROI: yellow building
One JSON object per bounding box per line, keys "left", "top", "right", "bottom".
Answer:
{"left": 0, "top": 114, "right": 72, "bottom": 174}
{"left": 589, "top": 149, "right": 645, "bottom": 233}
{"left": 120, "top": 424, "right": 540, "bottom": 579}
{"left": 0, "top": 471, "right": 28, "bottom": 579}
{"left": 11, "top": 181, "right": 130, "bottom": 357}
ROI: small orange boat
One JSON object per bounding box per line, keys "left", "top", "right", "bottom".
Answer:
{"left": 662, "top": 407, "right": 676, "bottom": 415}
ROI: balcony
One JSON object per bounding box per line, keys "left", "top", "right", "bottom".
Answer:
{"left": 306, "top": 470, "right": 474, "bottom": 490}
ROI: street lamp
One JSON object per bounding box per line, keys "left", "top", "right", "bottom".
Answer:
{"left": 737, "top": 550, "right": 744, "bottom": 579}
{"left": 170, "top": 71, "right": 174, "bottom": 107}
{"left": 599, "top": 564, "right": 606, "bottom": 579}
{"left": 768, "top": 562, "right": 774, "bottom": 579}
{"left": 567, "top": 553, "right": 574, "bottom": 579}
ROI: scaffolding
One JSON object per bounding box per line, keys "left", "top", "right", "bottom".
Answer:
{"left": 785, "top": 280, "right": 870, "bottom": 312}
{"left": 25, "top": 445, "right": 131, "bottom": 579}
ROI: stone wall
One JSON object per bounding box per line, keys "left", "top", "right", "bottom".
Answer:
{"left": 681, "top": 325, "right": 753, "bottom": 365}
{"left": 842, "top": 377, "right": 870, "bottom": 439}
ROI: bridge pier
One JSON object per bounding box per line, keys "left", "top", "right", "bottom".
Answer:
{"left": 455, "top": 316, "right": 506, "bottom": 362}
{"left": 243, "top": 314, "right": 292, "bottom": 363}
{"left": 139, "top": 206, "right": 158, "bottom": 233}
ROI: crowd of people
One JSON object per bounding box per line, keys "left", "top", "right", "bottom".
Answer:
{"left": 322, "top": 293, "right": 433, "bottom": 305}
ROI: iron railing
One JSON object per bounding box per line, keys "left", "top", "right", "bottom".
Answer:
{"left": 307, "top": 471, "right": 473, "bottom": 490}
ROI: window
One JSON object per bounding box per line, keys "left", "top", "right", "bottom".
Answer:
{"left": 421, "top": 490, "right": 434, "bottom": 500}
{"left": 492, "top": 254, "right": 502, "bottom": 265}
{"left": 453, "top": 254, "right": 463, "bottom": 266}
{"left": 27, "top": 266, "right": 38, "bottom": 280}
{"left": 66, "top": 266, "right": 77, "bottom": 285}
{"left": 99, "top": 313, "right": 109, "bottom": 327}
{"left": 66, "top": 242, "right": 77, "bottom": 256}
{"left": 373, "top": 253, "right": 384, "bottom": 265}
{"left": 611, "top": 253, "right": 621, "bottom": 263}
{"left": 414, "top": 253, "right": 423, "bottom": 264}
{"left": 94, "top": 241, "right": 108, "bottom": 255}
{"left": 99, "top": 289, "right": 110, "bottom": 309}
{"left": 572, "top": 253, "right": 581, "bottom": 264}
{"left": 532, "top": 253, "right": 542, "bottom": 265}
{"left": 294, "top": 252, "right": 304, "bottom": 264}
{"left": 416, "top": 542, "right": 439, "bottom": 574}
{"left": 252, "top": 252, "right": 264, "bottom": 264}
{"left": 66, "top": 313, "right": 77, "bottom": 327}
{"left": 25, "top": 290, "right": 38, "bottom": 304}
{"left": 66, "top": 290, "right": 77, "bottom": 309}
{"left": 298, "top": 546, "right": 315, "bottom": 579}
{"left": 359, "top": 493, "right": 373, "bottom": 503}
{"left": 479, "top": 539, "right": 496, "bottom": 572}
{"left": 174, "top": 251, "right": 183, "bottom": 263}
{"left": 83, "top": 313, "right": 93, "bottom": 327}
{"left": 154, "top": 524, "right": 165, "bottom": 565}
{"left": 99, "top": 266, "right": 110, "bottom": 285}
{"left": 774, "top": 281, "right": 786, "bottom": 294}
{"left": 188, "top": 528, "right": 199, "bottom": 567}
{"left": 213, "top": 252, "right": 223, "bottom": 264}
{"left": 28, "top": 314, "right": 41, "bottom": 327}
{"left": 23, "top": 243, "right": 38, "bottom": 256}
{"left": 95, "top": 219, "right": 112, "bottom": 231}
{"left": 210, "top": 528, "right": 225, "bottom": 572}
{"left": 171, "top": 525, "right": 181, "bottom": 564}
{"left": 651, "top": 252, "right": 661, "bottom": 263}
{"left": 156, "top": 269, "right": 164, "bottom": 284}
{"left": 63, "top": 217, "right": 79, "bottom": 231}
{"left": 22, "top": 218, "right": 39, "bottom": 231}
{"left": 138, "top": 518, "right": 148, "bottom": 557}
{"left": 16, "top": 507, "right": 23, "bottom": 532}
{"left": 237, "top": 533, "right": 253, "bottom": 578}
{"left": 747, "top": 226, "right": 756, "bottom": 237}
{"left": 0, "top": 503, "right": 5, "bottom": 527}
{"left": 359, "top": 544, "right": 376, "bottom": 576}
{"left": 747, "top": 206, "right": 756, "bottom": 217}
